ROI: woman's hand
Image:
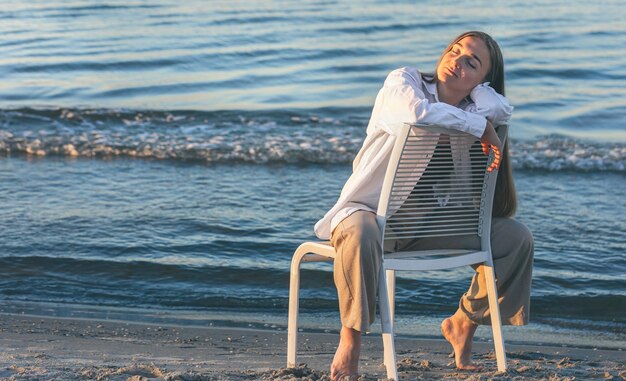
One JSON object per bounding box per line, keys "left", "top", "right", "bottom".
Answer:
{"left": 480, "top": 120, "right": 502, "bottom": 172}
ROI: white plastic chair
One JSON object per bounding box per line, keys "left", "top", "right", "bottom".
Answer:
{"left": 287, "top": 123, "right": 508, "bottom": 379}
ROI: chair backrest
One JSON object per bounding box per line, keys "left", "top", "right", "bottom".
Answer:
{"left": 376, "top": 123, "right": 508, "bottom": 253}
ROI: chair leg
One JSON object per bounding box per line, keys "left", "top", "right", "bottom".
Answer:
{"left": 386, "top": 269, "right": 396, "bottom": 326}
{"left": 379, "top": 267, "right": 398, "bottom": 380}
{"left": 483, "top": 261, "right": 507, "bottom": 372}
{"left": 287, "top": 249, "right": 307, "bottom": 368}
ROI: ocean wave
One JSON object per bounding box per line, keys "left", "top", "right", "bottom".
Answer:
{"left": 0, "top": 107, "right": 365, "bottom": 164}
{"left": 510, "top": 135, "right": 625, "bottom": 172}
{"left": 1, "top": 108, "right": 624, "bottom": 171}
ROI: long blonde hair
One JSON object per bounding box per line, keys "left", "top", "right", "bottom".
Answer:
{"left": 429, "top": 31, "right": 517, "bottom": 217}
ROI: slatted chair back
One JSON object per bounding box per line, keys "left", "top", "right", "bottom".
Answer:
{"left": 377, "top": 123, "right": 507, "bottom": 255}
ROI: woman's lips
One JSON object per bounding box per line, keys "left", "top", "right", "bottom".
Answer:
{"left": 446, "top": 67, "right": 458, "bottom": 78}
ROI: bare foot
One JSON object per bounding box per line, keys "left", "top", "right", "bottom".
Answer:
{"left": 441, "top": 311, "right": 482, "bottom": 371}
{"left": 330, "top": 326, "right": 361, "bottom": 381}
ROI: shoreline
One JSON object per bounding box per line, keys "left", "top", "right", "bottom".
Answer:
{"left": 1, "top": 313, "right": 624, "bottom": 380}
{"left": 2, "top": 300, "right": 624, "bottom": 351}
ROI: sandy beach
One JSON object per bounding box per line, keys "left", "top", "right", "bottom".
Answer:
{"left": 0, "top": 313, "right": 623, "bottom": 380}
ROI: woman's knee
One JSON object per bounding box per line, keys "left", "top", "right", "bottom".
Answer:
{"left": 491, "top": 218, "right": 534, "bottom": 259}
{"left": 332, "top": 211, "right": 382, "bottom": 261}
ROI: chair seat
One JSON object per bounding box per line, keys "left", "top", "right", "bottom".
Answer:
{"left": 385, "top": 249, "right": 490, "bottom": 271}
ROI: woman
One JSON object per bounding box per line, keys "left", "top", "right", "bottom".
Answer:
{"left": 314, "top": 31, "right": 534, "bottom": 379}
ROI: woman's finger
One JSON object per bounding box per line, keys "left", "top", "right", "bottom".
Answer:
{"left": 487, "top": 145, "right": 502, "bottom": 172}
{"left": 481, "top": 141, "right": 489, "bottom": 155}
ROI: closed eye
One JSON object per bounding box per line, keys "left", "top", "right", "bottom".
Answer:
{"left": 451, "top": 42, "right": 484, "bottom": 69}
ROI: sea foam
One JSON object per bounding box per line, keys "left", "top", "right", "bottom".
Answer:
{"left": 1, "top": 108, "right": 624, "bottom": 171}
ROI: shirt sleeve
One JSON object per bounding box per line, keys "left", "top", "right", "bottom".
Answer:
{"left": 465, "top": 83, "right": 514, "bottom": 126}
{"left": 375, "top": 68, "right": 487, "bottom": 138}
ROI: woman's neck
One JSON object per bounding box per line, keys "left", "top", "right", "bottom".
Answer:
{"left": 436, "top": 81, "right": 465, "bottom": 106}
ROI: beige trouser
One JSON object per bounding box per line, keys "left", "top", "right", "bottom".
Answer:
{"left": 330, "top": 210, "right": 534, "bottom": 332}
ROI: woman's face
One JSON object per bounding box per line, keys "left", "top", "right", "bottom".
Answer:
{"left": 436, "top": 36, "right": 492, "bottom": 97}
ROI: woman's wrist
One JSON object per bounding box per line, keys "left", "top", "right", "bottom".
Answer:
{"left": 481, "top": 120, "right": 502, "bottom": 150}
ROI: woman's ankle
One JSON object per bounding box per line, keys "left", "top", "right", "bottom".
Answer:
{"left": 340, "top": 326, "right": 362, "bottom": 345}
{"left": 452, "top": 309, "right": 478, "bottom": 328}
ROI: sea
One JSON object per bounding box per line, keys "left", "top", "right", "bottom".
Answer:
{"left": 0, "top": 0, "right": 624, "bottom": 350}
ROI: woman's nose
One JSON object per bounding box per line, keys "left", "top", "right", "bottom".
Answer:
{"left": 453, "top": 55, "right": 467, "bottom": 68}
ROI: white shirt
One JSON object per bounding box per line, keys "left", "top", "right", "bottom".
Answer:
{"left": 313, "top": 67, "right": 513, "bottom": 240}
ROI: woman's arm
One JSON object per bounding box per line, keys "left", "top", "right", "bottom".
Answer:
{"left": 465, "top": 83, "right": 512, "bottom": 172}
{"left": 375, "top": 68, "right": 488, "bottom": 138}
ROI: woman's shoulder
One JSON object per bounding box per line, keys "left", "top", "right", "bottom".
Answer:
{"left": 384, "top": 66, "right": 425, "bottom": 86}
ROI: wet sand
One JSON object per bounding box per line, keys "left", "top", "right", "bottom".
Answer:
{"left": 0, "top": 313, "right": 624, "bottom": 380}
